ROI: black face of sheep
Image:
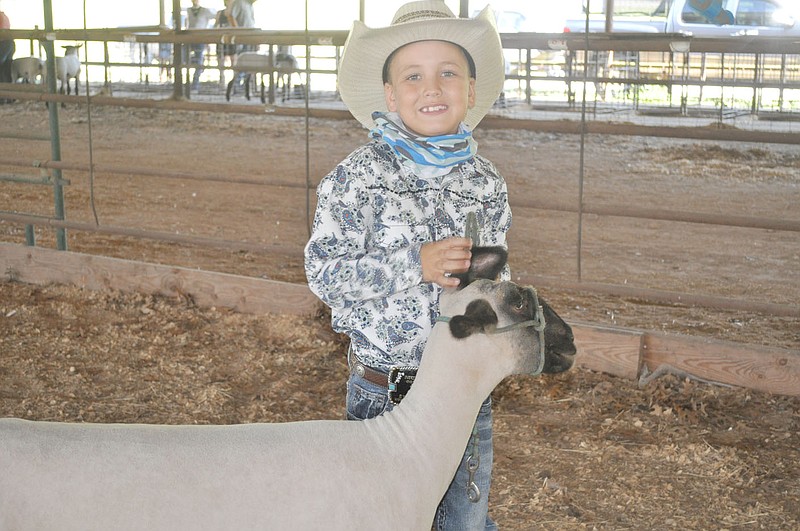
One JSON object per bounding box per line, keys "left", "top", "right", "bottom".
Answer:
{"left": 493, "top": 280, "right": 575, "bottom": 375}
{"left": 444, "top": 279, "right": 575, "bottom": 376}
{"left": 449, "top": 245, "right": 576, "bottom": 375}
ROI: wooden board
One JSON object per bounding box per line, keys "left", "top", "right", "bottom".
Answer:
{"left": 642, "top": 333, "right": 800, "bottom": 396}
{"left": 0, "top": 243, "right": 320, "bottom": 316}
{"left": 2, "top": 243, "right": 798, "bottom": 395}
{"left": 571, "top": 323, "right": 643, "bottom": 381}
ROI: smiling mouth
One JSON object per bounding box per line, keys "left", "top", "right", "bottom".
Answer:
{"left": 421, "top": 105, "right": 447, "bottom": 113}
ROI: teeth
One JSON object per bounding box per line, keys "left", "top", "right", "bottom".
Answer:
{"left": 422, "top": 105, "right": 447, "bottom": 112}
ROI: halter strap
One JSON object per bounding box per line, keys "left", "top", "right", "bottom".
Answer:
{"left": 435, "top": 315, "right": 542, "bottom": 334}
{"left": 436, "top": 287, "right": 547, "bottom": 375}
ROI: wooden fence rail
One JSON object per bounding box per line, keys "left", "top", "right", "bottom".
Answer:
{"left": 2, "top": 243, "right": 797, "bottom": 397}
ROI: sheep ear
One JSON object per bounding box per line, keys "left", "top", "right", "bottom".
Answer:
{"left": 449, "top": 299, "right": 498, "bottom": 338}
{"left": 451, "top": 246, "right": 508, "bottom": 287}
{"left": 469, "top": 246, "right": 507, "bottom": 280}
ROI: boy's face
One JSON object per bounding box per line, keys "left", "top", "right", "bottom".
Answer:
{"left": 383, "top": 40, "right": 476, "bottom": 137}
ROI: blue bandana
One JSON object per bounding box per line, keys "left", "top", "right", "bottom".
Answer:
{"left": 369, "top": 112, "right": 477, "bottom": 168}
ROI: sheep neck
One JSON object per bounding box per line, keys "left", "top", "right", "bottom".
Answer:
{"left": 374, "top": 323, "right": 512, "bottom": 497}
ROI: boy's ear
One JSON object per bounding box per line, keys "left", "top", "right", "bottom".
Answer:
{"left": 384, "top": 82, "right": 397, "bottom": 112}
{"left": 467, "top": 77, "right": 476, "bottom": 109}
{"left": 451, "top": 246, "right": 508, "bottom": 287}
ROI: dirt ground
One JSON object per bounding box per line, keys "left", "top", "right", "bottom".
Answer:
{"left": 1, "top": 100, "right": 799, "bottom": 529}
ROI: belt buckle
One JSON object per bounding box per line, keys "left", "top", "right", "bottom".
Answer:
{"left": 388, "top": 366, "right": 418, "bottom": 405}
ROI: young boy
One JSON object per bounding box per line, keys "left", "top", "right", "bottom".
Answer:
{"left": 304, "top": 2, "right": 509, "bottom": 528}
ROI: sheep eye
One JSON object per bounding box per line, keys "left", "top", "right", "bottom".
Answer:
{"left": 514, "top": 294, "right": 526, "bottom": 311}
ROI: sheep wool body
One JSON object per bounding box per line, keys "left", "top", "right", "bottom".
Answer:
{"left": 0, "top": 328, "right": 495, "bottom": 530}
{"left": 55, "top": 45, "right": 81, "bottom": 95}
{"left": 10, "top": 57, "right": 45, "bottom": 84}
{"left": 0, "top": 280, "right": 574, "bottom": 531}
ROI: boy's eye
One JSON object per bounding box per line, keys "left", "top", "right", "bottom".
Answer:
{"left": 441, "top": 70, "right": 456, "bottom": 77}
{"left": 406, "top": 73, "right": 421, "bottom": 81}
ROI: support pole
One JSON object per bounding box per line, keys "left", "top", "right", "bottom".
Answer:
{"left": 42, "top": 0, "right": 67, "bottom": 250}
{"left": 605, "top": 0, "right": 615, "bottom": 33}
{"left": 172, "top": 0, "right": 184, "bottom": 99}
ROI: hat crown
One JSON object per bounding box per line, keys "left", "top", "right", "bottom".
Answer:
{"left": 391, "top": 1, "right": 456, "bottom": 25}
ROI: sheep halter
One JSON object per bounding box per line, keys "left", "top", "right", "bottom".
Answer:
{"left": 452, "top": 212, "right": 548, "bottom": 373}
{"left": 436, "top": 288, "right": 547, "bottom": 376}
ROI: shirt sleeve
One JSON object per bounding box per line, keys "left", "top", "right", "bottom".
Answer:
{"left": 304, "top": 156, "right": 425, "bottom": 311}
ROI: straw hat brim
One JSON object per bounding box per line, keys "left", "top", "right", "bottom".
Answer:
{"left": 337, "top": 6, "right": 505, "bottom": 130}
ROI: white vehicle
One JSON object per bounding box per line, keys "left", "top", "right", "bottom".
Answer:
{"left": 663, "top": 0, "right": 800, "bottom": 37}
{"left": 564, "top": 0, "right": 800, "bottom": 37}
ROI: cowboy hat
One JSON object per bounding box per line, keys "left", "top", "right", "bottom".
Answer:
{"left": 337, "top": 1, "right": 505, "bottom": 130}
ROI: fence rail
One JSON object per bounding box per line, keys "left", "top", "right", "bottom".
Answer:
{"left": 1, "top": 28, "right": 798, "bottom": 321}
{"left": 3, "top": 28, "right": 799, "bottom": 117}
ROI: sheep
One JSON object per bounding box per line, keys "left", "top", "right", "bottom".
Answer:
{"left": 271, "top": 46, "right": 300, "bottom": 101}
{"left": 225, "top": 48, "right": 299, "bottom": 103}
{"left": 10, "top": 57, "right": 46, "bottom": 84}
{"left": 0, "top": 249, "right": 576, "bottom": 531}
{"left": 55, "top": 44, "right": 82, "bottom": 96}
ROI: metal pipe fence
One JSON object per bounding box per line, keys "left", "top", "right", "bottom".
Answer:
{"left": 3, "top": 28, "right": 799, "bottom": 117}
{"left": 1, "top": 29, "right": 798, "bottom": 318}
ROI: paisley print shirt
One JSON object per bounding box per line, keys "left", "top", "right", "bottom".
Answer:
{"left": 304, "top": 139, "right": 511, "bottom": 372}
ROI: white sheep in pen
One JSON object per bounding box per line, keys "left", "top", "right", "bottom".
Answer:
{"left": 10, "top": 57, "right": 46, "bottom": 84}
{"left": 0, "top": 248, "right": 576, "bottom": 530}
{"left": 55, "top": 44, "right": 82, "bottom": 96}
{"left": 225, "top": 49, "right": 299, "bottom": 103}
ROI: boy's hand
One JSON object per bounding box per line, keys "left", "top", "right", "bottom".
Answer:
{"left": 421, "top": 237, "right": 472, "bottom": 288}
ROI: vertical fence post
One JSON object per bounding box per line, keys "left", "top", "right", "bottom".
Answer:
{"left": 751, "top": 52, "right": 759, "bottom": 114}
{"left": 103, "top": 41, "right": 110, "bottom": 87}
{"left": 42, "top": 0, "right": 67, "bottom": 251}
{"left": 576, "top": 0, "right": 593, "bottom": 282}
{"left": 24, "top": 225, "right": 35, "bottom": 246}
{"left": 172, "top": 0, "right": 184, "bottom": 99}
{"left": 718, "top": 52, "right": 725, "bottom": 124}
{"left": 778, "top": 53, "right": 786, "bottom": 112}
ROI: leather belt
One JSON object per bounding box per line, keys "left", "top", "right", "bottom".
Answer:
{"left": 352, "top": 362, "right": 389, "bottom": 388}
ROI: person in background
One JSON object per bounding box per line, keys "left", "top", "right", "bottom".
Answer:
{"left": 0, "top": 5, "right": 15, "bottom": 96}
{"left": 214, "top": 0, "right": 238, "bottom": 86}
{"left": 229, "top": 0, "right": 256, "bottom": 33}
{"left": 186, "top": 0, "right": 215, "bottom": 91}
{"left": 228, "top": 0, "right": 257, "bottom": 85}
{"left": 304, "top": 2, "right": 509, "bottom": 529}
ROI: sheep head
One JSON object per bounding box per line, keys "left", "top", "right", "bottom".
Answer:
{"left": 440, "top": 246, "right": 576, "bottom": 376}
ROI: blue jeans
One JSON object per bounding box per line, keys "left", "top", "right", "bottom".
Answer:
{"left": 189, "top": 44, "right": 205, "bottom": 89}
{"left": 346, "top": 371, "right": 498, "bottom": 531}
